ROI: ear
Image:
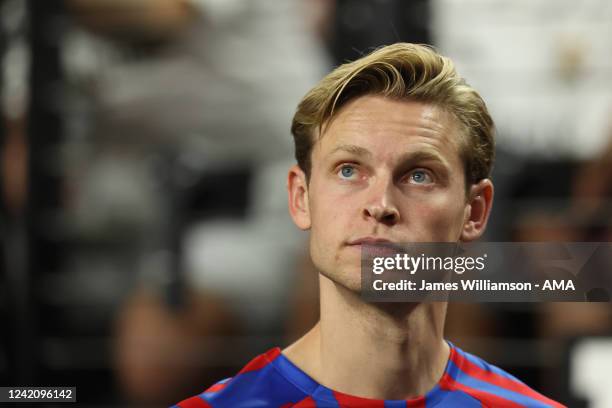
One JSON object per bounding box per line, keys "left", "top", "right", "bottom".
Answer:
{"left": 460, "top": 178, "right": 494, "bottom": 242}
{"left": 287, "top": 165, "right": 311, "bottom": 230}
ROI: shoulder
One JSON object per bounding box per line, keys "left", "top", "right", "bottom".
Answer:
{"left": 172, "top": 348, "right": 310, "bottom": 408}
{"left": 441, "top": 344, "right": 566, "bottom": 408}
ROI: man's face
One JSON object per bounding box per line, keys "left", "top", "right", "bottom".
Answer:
{"left": 289, "top": 95, "right": 491, "bottom": 290}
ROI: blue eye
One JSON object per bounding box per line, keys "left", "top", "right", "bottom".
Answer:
{"left": 410, "top": 169, "right": 432, "bottom": 184}
{"left": 339, "top": 165, "right": 356, "bottom": 179}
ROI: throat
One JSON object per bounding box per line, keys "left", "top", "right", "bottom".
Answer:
{"left": 317, "top": 322, "right": 450, "bottom": 400}
{"left": 283, "top": 300, "right": 450, "bottom": 400}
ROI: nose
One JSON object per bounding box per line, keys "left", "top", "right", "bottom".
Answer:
{"left": 363, "top": 179, "right": 400, "bottom": 226}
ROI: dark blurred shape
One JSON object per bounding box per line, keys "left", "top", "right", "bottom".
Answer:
{"left": 160, "top": 156, "right": 251, "bottom": 310}
{"left": 114, "top": 287, "right": 241, "bottom": 406}
{"left": 332, "top": 0, "right": 430, "bottom": 64}
{"left": 0, "top": 0, "right": 6, "bottom": 386}
{"left": 13, "top": 0, "right": 65, "bottom": 387}
{"left": 65, "top": 0, "right": 195, "bottom": 44}
{"left": 586, "top": 288, "right": 610, "bottom": 302}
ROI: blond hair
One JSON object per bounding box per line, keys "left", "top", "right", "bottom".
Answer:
{"left": 291, "top": 43, "right": 495, "bottom": 185}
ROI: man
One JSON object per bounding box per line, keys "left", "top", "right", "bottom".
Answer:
{"left": 174, "top": 43, "right": 564, "bottom": 407}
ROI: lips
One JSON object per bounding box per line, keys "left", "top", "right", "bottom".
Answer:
{"left": 347, "top": 237, "right": 402, "bottom": 257}
{"left": 348, "top": 237, "right": 394, "bottom": 246}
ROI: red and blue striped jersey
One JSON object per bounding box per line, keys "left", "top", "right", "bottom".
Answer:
{"left": 173, "top": 342, "right": 565, "bottom": 407}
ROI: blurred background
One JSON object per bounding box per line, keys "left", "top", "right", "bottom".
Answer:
{"left": 1, "top": 0, "right": 611, "bottom": 406}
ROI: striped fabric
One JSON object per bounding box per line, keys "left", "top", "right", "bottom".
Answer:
{"left": 173, "top": 342, "right": 565, "bottom": 407}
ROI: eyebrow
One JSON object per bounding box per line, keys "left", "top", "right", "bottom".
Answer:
{"left": 327, "top": 144, "right": 373, "bottom": 159}
{"left": 328, "top": 144, "right": 449, "bottom": 169}
{"left": 397, "top": 150, "right": 450, "bottom": 169}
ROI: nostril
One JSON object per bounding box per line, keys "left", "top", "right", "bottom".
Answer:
{"left": 382, "top": 212, "right": 398, "bottom": 225}
{"left": 364, "top": 203, "right": 400, "bottom": 224}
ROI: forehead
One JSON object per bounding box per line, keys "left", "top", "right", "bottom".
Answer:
{"left": 314, "top": 95, "right": 463, "bottom": 165}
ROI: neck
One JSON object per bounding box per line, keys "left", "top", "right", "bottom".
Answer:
{"left": 284, "top": 274, "right": 450, "bottom": 400}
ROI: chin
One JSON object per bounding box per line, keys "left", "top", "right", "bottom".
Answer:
{"left": 319, "top": 267, "right": 363, "bottom": 293}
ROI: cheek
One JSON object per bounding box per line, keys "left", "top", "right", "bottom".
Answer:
{"left": 310, "top": 178, "right": 357, "bottom": 224}
{"left": 406, "top": 191, "right": 467, "bottom": 240}
{"left": 308, "top": 184, "right": 360, "bottom": 258}
{"left": 308, "top": 188, "right": 336, "bottom": 249}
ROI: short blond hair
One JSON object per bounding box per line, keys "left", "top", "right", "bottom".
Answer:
{"left": 291, "top": 43, "right": 495, "bottom": 185}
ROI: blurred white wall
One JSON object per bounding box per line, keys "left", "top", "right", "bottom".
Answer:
{"left": 432, "top": 0, "right": 612, "bottom": 159}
